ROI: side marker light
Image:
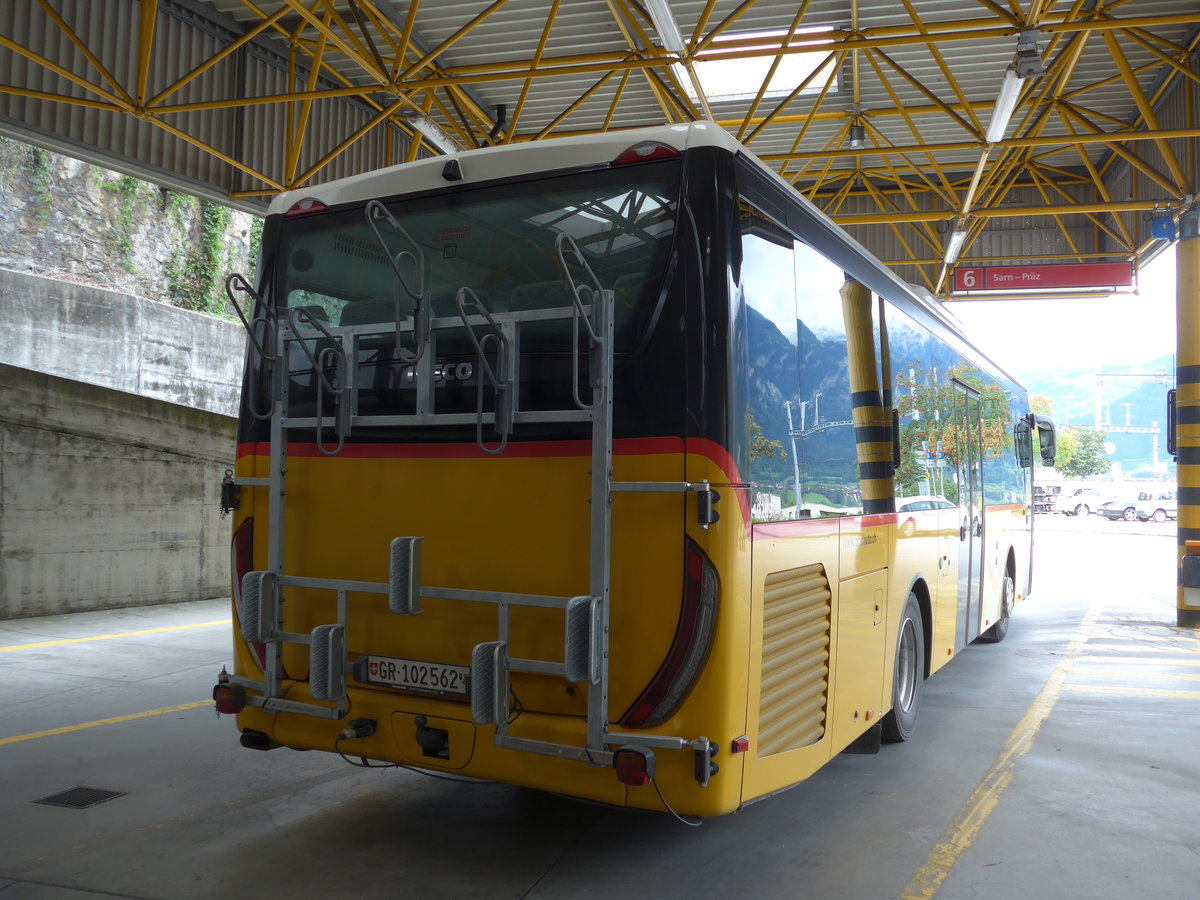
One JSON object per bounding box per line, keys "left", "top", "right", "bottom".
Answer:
{"left": 731, "top": 736, "right": 750, "bottom": 754}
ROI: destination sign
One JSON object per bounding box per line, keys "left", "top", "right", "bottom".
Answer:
{"left": 953, "top": 261, "right": 1133, "bottom": 293}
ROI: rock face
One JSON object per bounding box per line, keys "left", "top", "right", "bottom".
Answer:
{"left": 0, "top": 138, "right": 259, "bottom": 311}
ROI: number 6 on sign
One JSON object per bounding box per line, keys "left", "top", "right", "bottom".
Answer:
{"left": 955, "top": 267, "right": 983, "bottom": 291}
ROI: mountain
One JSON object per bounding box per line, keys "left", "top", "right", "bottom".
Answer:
{"left": 1024, "top": 354, "right": 1175, "bottom": 478}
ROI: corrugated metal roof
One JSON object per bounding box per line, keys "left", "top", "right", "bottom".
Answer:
{"left": 1, "top": 0, "right": 1198, "bottom": 295}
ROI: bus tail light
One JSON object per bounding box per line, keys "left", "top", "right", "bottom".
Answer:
{"left": 613, "top": 746, "right": 655, "bottom": 786}
{"left": 612, "top": 141, "right": 680, "bottom": 166}
{"left": 213, "top": 681, "right": 246, "bottom": 715}
{"left": 231, "top": 517, "right": 267, "bottom": 670}
{"left": 619, "top": 538, "right": 719, "bottom": 727}
{"left": 284, "top": 197, "right": 328, "bottom": 217}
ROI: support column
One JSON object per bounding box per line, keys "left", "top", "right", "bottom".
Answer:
{"left": 1175, "top": 208, "right": 1200, "bottom": 627}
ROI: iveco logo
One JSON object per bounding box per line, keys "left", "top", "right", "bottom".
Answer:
{"left": 399, "top": 361, "right": 474, "bottom": 385}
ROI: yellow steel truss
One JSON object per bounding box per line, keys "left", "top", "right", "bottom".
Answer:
{"left": 1, "top": 0, "right": 1197, "bottom": 294}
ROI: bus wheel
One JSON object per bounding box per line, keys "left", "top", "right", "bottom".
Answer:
{"left": 978, "top": 573, "right": 1013, "bottom": 643}
{"left": 882, "top": 592, "right": 924, "bottom": 743}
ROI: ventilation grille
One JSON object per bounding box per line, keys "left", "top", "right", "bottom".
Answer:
{"left": 758, "top": 564, "right": 831, "bottom": 757}
{"left": 35, "top": 787, "right": 126, "bottom": 809}
{"left": 334, "top": 232, "right": 390, "bottom": 265}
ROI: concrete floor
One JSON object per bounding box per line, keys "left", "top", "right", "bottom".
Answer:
{"left": 1, "top": 516, "right": 1196, "bottom": 900}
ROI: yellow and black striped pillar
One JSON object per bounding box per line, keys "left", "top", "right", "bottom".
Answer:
{"left": 1176, "top": 208, "right": 1200, "bottom": 628}
{"left": 841, "top": 279, "right": 895, "bottom": 514}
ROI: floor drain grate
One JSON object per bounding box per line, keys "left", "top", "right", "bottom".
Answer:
{"left": 35, "top": 787, "right": 127, "bottom": 809}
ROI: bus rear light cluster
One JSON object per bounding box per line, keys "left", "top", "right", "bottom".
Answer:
{"left": 212, "top": 681, "right": 246, "bottom": 715}
{"left": 619, "top": 538, "right": 719, "bottom": 727}
{"left": 612, "top": 141, "right": 680, "bottom": 166}
{"left": 283, "top": 197, "right": 328, "bottom": 217}
{"left": 613, "top": 746, "right": 655, "bottom": 786}
{"left": 231, "top": 518, "right": 267, "bottom": 670}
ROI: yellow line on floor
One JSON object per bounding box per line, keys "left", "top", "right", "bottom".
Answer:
{"left": 1070, "top": 669, "right": 1200, "bottom": 682}
{"left": 899, "top": 602, "right": 1102, "bottom": 900}
{"left": 1062, "top": 684, "right": 1200, "bottom": 699}
{"left": 0, "top": 701, "right": 212, "bottom": 746}
{"left": 1077, "top": 656, "right": 1200, "bottom": 667}
{"left": 0, "top": 620, "right": 231, "bottom": 652}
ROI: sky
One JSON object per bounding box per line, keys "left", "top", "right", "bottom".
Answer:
{"left": 948, "top": 250, "right": 1179, "bottom": 379}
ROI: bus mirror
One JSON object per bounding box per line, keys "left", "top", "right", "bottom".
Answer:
{"left": 1032, "top": 414, "right": 1056, "bottom": 465}
{"left": 1014, "top": 418, "right": 1032, "bottom": 467}
{"left": 1167, "top": 389, "right": 1177, "bottom": 460}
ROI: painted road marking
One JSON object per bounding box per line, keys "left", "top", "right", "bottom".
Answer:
{"left": 0, "top": 701, "right": 212, "bottom": 746}
{"left": 901, "top": 601, "right": 1195, "bottom": 899}
{"left": 899, "top": 602, "right": 1102, "bottom": 900}
{"left": 1061, "top": 684, "right": 1200, "bottom": 699}
{"left": 0, "top": 620, "right": 231, "bottom": 652}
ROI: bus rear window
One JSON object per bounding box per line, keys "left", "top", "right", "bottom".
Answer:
{"left": 277, "top": 162, "right": 680, "bottom": 345}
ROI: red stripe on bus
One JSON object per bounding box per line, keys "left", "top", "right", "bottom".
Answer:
{"left": 238, "top": 437, "right": 687, "bottom": 460}
{"left": 750, "top": 512, "right": 898, "bottom": 540}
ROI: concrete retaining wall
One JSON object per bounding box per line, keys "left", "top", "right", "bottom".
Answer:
{"left": 1, "top": 363, "right": 236, "bottom": 618}
{"left": 0, "top": 267, "right": 244, "bottom": 417}
{"left": 0, "top": 269, "right": 244, "bottom": 618}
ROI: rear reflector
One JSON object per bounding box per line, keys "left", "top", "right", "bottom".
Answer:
{"left": 612, "top": 141, "right": 680, "bottom": 166}
{"left": 284, "top": 197, "right": 328, "bottom": 217}
{"left": 613, "top": 746, "right": 655, "bottom": 786}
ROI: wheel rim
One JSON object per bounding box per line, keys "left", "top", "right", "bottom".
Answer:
{"left": 1002, "top": 575, "right": 1014, "bottom": 618}
{"left": 896, "top": 617, "right": 918, "bottom": 713}
{"left": 1154, "top": 510, "right": 1166, "bottom": 523}
{"left": 1123, "top": 507, "right": 1136, "bottom": 521}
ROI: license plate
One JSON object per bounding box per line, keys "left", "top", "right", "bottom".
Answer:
{"left": 357, "top": 655, "right": 470, "bottom": 699}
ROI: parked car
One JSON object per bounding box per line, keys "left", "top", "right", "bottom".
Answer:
{"left": 1135, "top": 491, "right": 1177, "bottom": 523}
{"left": 1055, "top": 487, "right": 1109, "bottom": 516}
{"left": 1098, "top": 496, "right": 1143, "bottom": 522}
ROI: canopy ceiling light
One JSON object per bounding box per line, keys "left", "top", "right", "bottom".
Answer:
{"left": 943, "top": 225, "right": 969, "bottom": 265}
{"left": 848, "top": 123, "right": 866, "bottom": 150}
{"left": 645, "top": 0, "right": 686, "bottom": 54}
{"left": 404, "top": 115, "right": 461, "bottom": 155}
{"left": 984, "top": 29, "right": 1044, "bottom": 144}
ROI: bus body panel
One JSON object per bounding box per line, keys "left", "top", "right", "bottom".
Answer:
{"left": 219, "top": 122, "right": 1050, "bottom": 818}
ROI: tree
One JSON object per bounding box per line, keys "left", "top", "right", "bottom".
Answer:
{"left": 1054, "top": 426, "right": 1111, "bottom": 478}
{"left": 749, "top": 413, "right": 786, "bottom": 462}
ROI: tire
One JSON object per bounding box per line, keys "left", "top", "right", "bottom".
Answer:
{"left": 882, "top": 592, "right": 925, "bottom": 743}
{"left": 1122, "top": 506, "right": 1137, "bottom": 522}
{"left": 1152, "top": 509, "right": 1167, "bottom": 523}
{"left": 1074, "top": 504, "right": 1088, "bottom": 516}
{"left": 978, "top": 572, "right": 1013, "bottom": 643}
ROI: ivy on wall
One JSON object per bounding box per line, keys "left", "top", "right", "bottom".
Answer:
{"left": 101, "top": 174, "right": 142, "bottom": 271}
{"left": 166, "top": 199, "right": 233, "bottom": 314}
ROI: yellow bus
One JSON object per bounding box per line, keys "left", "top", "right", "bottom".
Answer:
{"left": 213, "top": 123, "right": 1056, "bottom": 818}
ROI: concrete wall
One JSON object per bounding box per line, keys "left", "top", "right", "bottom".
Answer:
{"left": 1, "top": 363, "right": 236, "bottom": 618}
{"left": 1, "top": 269, "right": 244, "bottom": 618}
{"left": 0, "top": 267, "right": 244, "bottom": 417}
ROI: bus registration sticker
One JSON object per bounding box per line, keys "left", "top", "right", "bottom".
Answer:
{"left": 357, "top": 655, "right": 470, "bottom": 699}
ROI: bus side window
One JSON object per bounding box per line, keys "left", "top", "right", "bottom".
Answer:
{"left": 739, "top": 198, "right": 864, "bottom": 520}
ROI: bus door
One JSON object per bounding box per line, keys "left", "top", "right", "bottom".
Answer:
{"left": 952, "top": 381, "right": 984, "bottom": 650}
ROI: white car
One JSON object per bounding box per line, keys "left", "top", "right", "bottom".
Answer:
{"left": 1135, "top": 491, "right": 1177, "bottom": 523}
{"left": 1054, "top": 487, "right": 1109, "bottom": 516}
